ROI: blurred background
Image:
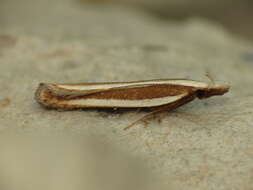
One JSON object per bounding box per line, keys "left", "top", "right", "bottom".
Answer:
{"left": 80, "top": 0, "right": 253, "bottom": 41}
{"left": 1, "top": 0, "right": 253, "bottom": 41}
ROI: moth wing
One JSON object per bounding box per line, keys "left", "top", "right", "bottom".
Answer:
{"left": 50, "top": 83, "right": 154, "bottom": 98}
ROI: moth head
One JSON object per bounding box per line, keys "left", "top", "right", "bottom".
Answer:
{"left": 196, "top": 83, "right": 230, "bottom": 99}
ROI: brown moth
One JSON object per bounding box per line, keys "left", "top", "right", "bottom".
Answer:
{"left": 35, "top": 79, "right": 230, "bottom": 129}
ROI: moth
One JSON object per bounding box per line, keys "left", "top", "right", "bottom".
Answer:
{"left": 35, "top": 79, "right": 230, "bottom": 129}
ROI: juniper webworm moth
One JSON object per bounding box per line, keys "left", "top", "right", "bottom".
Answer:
{"left": 35, "top": 78, "right": 230, "bottom": 129}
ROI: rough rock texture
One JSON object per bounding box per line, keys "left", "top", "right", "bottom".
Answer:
{"left": 1, "top": 0, "right": 253, "bottom": 189}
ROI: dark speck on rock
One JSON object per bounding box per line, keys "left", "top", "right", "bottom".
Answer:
{"left": 241, "top": 52, "right": 253, "bottom": 62}
{"left": 61, "top": 61, "right": 79, "bottom": 70}
{"left": 141, "top": 44, "right": 168, "bottom": 52}
{"left": 0, "top": 35, "right": 17, "bottom": 48}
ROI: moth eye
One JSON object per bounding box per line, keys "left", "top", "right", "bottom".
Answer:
{"left": 196, "top": 89, "right": 206, "bottom": 98}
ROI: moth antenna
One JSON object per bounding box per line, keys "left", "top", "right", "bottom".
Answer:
{"left": 205, "top": 71, "right": 215, "bottom": 87}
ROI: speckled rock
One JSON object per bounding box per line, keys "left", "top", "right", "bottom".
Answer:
{"left": 1, "top": 0, "right": 253, "bottom": 189}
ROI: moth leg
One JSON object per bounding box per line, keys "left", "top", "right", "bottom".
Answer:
{"left": 155, "top": 112, "right": 167, "bottom": 124}
{"left": 143, "top": 119, "right": 150, "bottom": 127}
{"left": 124, "top": 94, "right": 196, "bottom": 130}
{"left": 124, "top": 105, "right": 170, "bottom": 130}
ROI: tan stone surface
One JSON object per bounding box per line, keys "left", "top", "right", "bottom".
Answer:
{"left": 1, "top": 0, "right": 253, "bottom": 189}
